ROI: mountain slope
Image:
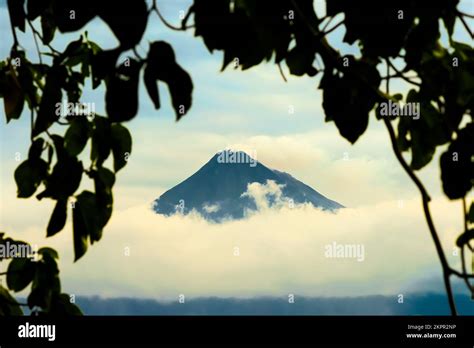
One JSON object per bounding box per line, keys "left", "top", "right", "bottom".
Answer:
{"left": 153, "top": 150, "right": 343, "bottom": 221}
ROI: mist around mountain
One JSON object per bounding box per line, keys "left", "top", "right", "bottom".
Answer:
{"left": 73, "top": 293, "right": 474, "bottom": 315}
{"left": 153, "top": 150, "right": 344, "bottom": 221}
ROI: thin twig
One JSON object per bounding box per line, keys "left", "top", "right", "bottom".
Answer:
{"left": 8, "top": 11, "right": 19, "bottom": 49}
{"left": 152, "top": 0, "right": 194, "bottom": 31}
{"left": 181, "top": 5, "right": 195, "bottom": 30}
{"left": 132, "top": 48, "right": 144, "bottom": 61}
{"left": 277, "top": 62, "right": 287, "bottom": 82}
{"left": 388, "top": 59, "right": 421, "bottom": 87}
{"left": 27, "top": 20, "right": 43, "bottom": 65}
{"left": 323, "top": 20, "right": 344, "bottom": 36}
{"left": 26, "top": 19, "right": 59, "bottom": 55}
{"left": 458, "top": 10, "right": 474, "bottom": 19}
{"left": 458, "top": 15, "right": 474, "bottom": 38}
{"left": 321, "top": 16, "right": 335, "bottom": 32}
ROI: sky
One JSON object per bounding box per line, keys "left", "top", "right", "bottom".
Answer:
{"left": 0, "top": 1, "right": 473, "bottom": 302}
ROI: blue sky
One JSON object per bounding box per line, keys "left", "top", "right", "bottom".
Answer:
{"left": 0, "top": 1, "right": 473, "bottom": 300}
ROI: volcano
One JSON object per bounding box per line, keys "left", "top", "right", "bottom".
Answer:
{"left": 153, "top": 150, "right": 343, "bottom": 221}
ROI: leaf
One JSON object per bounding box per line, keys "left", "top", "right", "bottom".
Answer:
{"left": 64, "top": 118, "right": 90, "bottom": 156}
{"left": 440, "top": 123, "right": 474, "bottom": 199}
{"left": 33, "top": 66, "right": 65, "bottom": 136}
{"left": 110, "top": 124, "right": 132, "bottom": 172}
{"left": 26, "top": 0, "right": 50, "bottom": 20}
{"left": 3, "top": 69, "right": 25, "bottom": 123}
{"left": 96, "top": 1, "right": 148, "bottom": 49}
{"left": 72, "top": 191, "right": 96, "bottom": 261}
{"left": 90, "top": 49, "right": 119, "bottom": 89}
{"left": 145, "top": 41, "right": 193, "bottom": 120}
{"left": 144, "top": 65, "right": 160, "bottom": 109}
{"left": 46, "top": 199, "right": 68, "bottom": 237}
{"left": 38, "top": 247, "right": 59, "bottom": 260}
{"left": 52, "top": 0, "right": 95, "bottom": 33}
{"left": 40, "top": 5, "right": 56, "bottom": 45}
{"left": 14, "top": 159, "right": 48, "bottom": 198}
{"left": 7, "top": 0, "right": 26, "bottom": 32}
{"left": 456, "top": 229, "right": 474, "bottom": 248}
{"left": 320, "top": 59, "right": 380, "bottom": 144}
{"left": 90, "top": 116, "right": 112, "bottom": 167}
{"left": 285, "top": 46, "right": 318, "bottom": 77}
{"left": 7, "top": 258, "right": 36, "bottom": 292}
{"left": 28, "top": 138, "right": 45, "bottom": 160}
{"left": 37, "top": 136, "right": 83, "bottom": 200}
{"left": 27, "top": 255, "right": 60, "bottom": 310}
{"left": 105, "top": 59, "right": 141, "bottom": 122}
{"left": 49, "top": 293, "right": 83, "bottom": 316}
{"left": 0, "top": 285, "right": 24, "bottom": 316}
{"left": 93, "top": 168, "right": 115, "bottom": 238}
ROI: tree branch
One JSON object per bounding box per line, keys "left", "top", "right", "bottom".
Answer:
{"left": 151, "top": 0, "right": 194, "bottom": 31}
{"left": 387, "top": 59, "right": 421, "bottom": 87}
{"left": 290, "top": 2, "right": 459, "bottom": 314}
{"left": 383, "top": 117, "right": 457, "bottom": 315}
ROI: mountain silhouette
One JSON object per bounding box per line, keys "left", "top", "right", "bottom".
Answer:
{"left": 153, "top": 150, "right": 343, "bottom": 221}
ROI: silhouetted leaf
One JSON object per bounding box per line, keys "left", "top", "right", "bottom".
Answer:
{"left": 41, "top": 14, "right": 56, "bottom": 45}
{"left": 440, "top": 123, "right": 474, "bottom": 199}
{"left": 7, "top": 0, "right": 26, "bottom": 32}
{"left": 38, "top": 247, "right": 59, "bottom": 260}
{"left": 90, "top": 49, "right": 119, "bottom": 89}
{"left": 26, "top": 0, "right": 50, "bottom": 20}
{"left": 144, "top": 65, "right": 160, "bottom": 109}
{"left": 145, "top": 41, "right": 193, "bottom": 120}
{"left": 72, "top": 191, "right": 98, "bottom": 261}
{"left": 46, "top": 199, "right": 68, "bottom": 237}
{"left": 7, "top": 258, "right": 36, "bottom": 292}
{"left": 14, "top": 159, "right": 48, "bottom": 198}
{"left": 90, "top": 116, "right": 111, "bottom": 167}
{"left": 456, "top": 229, "right": 474, "bottom": 248}
{"left": 37, "top": 136, "right": 83, "bottom": 200}
{"left": 96, "top": 1, "right": 148, "bottom": 50}
{"left": 28, "top": 138, "right": 45, "bottom": 160}
{"left": 286, "top": 46, "right": 318, "bottom": 77}
{"left": 64, "top": 118, "right": 90, "bottom": 156}
{"left": 92, "top": 168, "right": 115, "bottom": 241}
{"left": 0, "top": 285, "right": 24, "bottom": 316}
{"left": 52, "top": 0, "right": 95, "bottom": 33}
{"left": 2, "top": 68, "right": 25, "bottom": 123}
{"left": 49, "top": 293, "right": 83, "bottom": 316}
{"left": 33, "top": 66, "right": 65, "bottom": 136}
{"left": 110, "top": 124, "right": 131, "bottom": 172}
{"left": 27, "top": 254, "right": 60, "bottom": 310}
{"left": 320, "top": 58, "right": 380, "bottom": 144}
{"left": 105, "top": 59, "right": 141, "bottom": 122}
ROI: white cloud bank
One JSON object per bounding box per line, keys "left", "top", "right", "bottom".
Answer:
{"left": 1, "top": 185, "right": 464, "bottom": 301}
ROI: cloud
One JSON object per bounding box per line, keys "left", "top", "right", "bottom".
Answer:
{"left": 202, "top": 203, "right": 220, "bottom": 214}
{"left": 241, "top": 180, "right": 286, "bottom": 211}
{"left": 1, "top": 186, "right": 465, "bottom": 301}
